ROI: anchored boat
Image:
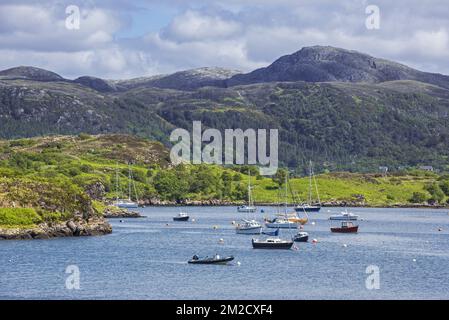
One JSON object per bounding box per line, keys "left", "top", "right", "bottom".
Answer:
{"left": 294, "top": 161, "right": 321, "bottom": 213}
{"left": 236, "top": 219, "right": 262, "bottom": 234}
{"left": 293, "top": 231, "right": 309, "bottom": 242}
{"left": 329, "top": 209, "right": 359, "bottom": 221}
{"left": 252, "top": 237, "right": 294, "bottom": 249}
{"left": 188, "top": 254, "right": 234, "bottom": 265}
{"left": 114, "top": 163, "right": 139, "bottom": 209}
{"left": 173, "top": 212, "right": 190, "bottom": 221}
{"left": 331, "top": 221, "right": 359, "bottom": 233}
{"left": 237, "top": 171, "right": 257, "bottom": 213}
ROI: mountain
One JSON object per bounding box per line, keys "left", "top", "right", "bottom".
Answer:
{"left": 73, "top": 76, "right": 117, "bottom": 92}
{"left": 112, "top": 67, "right": 240, "bottom": 91}
{"left": 227, "top": 46, "right": 449, "bottom": 89}
{"left": 0, "top": 46, "right": 448, "bottom": 172}
{"left": 0, "top": 66, "right": 64, "bottom": 82}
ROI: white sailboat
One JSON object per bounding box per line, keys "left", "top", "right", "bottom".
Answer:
{"left": 237, "top": 172, "right": 257, "bottom": 213}
{"left": 294, "top": 160, "right": 322, "bottom": 212}
{"left": 236, "top": 171, "right": 262, "bottom": 234}
{"left": 265, "top": 174, "right": 300, "bottom": 229}
{"left": 114, "top": 163, "right": 139, "bottom": 209}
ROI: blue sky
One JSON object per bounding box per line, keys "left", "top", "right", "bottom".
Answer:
{"left": 0, "top": 0, "right": 448, "bottom": 79}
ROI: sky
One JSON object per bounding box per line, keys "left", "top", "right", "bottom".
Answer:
{"left": 0, "top": 0, "right": 448, "bottom": 79}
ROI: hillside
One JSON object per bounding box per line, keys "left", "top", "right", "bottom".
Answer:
{"left": 0, "top": 134, "right": 448, "bottom": 211}
{"left": 0, "top": 46, "right": 449, "bottom": 172}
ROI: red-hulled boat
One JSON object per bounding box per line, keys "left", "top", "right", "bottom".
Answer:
{"left": 330, "top": 221, "right": 358, "bottom": 233}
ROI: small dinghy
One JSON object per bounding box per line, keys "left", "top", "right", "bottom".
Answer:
{"left": 293, "top": 231, "right": 309, "bottom": 242}
{"left": 252, "top": 237, "right": 294, "bottom": 249}
{"left": 188, "top": 254, "right": 234, "bottom": 265}
{"left": 173, "top": 212, "right": 189, "bottom": 221}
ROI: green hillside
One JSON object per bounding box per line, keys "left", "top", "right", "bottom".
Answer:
{"left": 1, "top": 134, "right": 448, "bottom": 229}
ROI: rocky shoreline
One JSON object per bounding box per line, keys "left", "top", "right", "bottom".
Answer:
{"left": 0, "top": 218, "right": 112, "bottom": 240}
{"left": 137, "top": 199, "right": 449, "bottom": 209}
{"left": 103, "top": 208, "right": 144, "bottom": 218}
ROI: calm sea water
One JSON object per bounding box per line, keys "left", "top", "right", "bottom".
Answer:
{"left": 0, "top": 206, "right": 448, "bottom": 300}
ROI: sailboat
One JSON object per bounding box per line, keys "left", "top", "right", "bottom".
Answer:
{"left": 237, "top": 172, "right": 257, "bottom": 213}
{"left": 253, "top": 177, "right": 295, "bottom": 249}
{"left": 114, "top": 163, "right": 139, "bottom": 209}
{"left": 295, "top": 160, "right": 321, "bottom": 212}
{"left": 236, "top": 171, "right": 262, "bottom": 234}
{"left": 265, "top": 174, "right": 307, "bottom": 228}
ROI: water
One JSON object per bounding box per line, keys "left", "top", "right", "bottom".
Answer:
{"left": 1, "top": 206, "right": 448, "bottom": 300}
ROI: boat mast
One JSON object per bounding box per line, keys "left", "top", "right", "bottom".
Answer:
{"left": 115, "top": 162, "right": 119, "bottom": 202}
{"left": 284, "top": 172, "right": 288, "bottom": 216}
{"left": 128, "top": 163, "right": 132, "bottom": 201}
{"left": 248, "top": 169, "right": 252, "bottom": 207}
{"left": 308, "top": 160, "right": 312, "bottom": 205}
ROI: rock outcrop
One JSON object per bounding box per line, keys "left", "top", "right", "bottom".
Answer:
{"left": 0, "top": 218, "right": 112, "bottom": 240}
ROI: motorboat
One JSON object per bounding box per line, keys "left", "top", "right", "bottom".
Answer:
{"left": 293, "top": 232, "right": 309, "bottom": 242}
{"left": 252, "top": 237, "right": 294, "bottom": 249}
{"left": 188, "top": 254, "right": 234, "bottom": 265}
{"left": 173, "top": 212, "right": 189, "bottom": 221}
{"left": 331, "top": 221, "right": 359, "bottom": 233}
{"left": 294, "top": 203, "right": 321, "bottom": 213}
{"left": 235, "top": 219, "right": 262, "bottom": 234}
{"left": 237, "top": 205, "right": 257, "bottom": 213}
{"left": 265, "top": 217, "right": 299, "bottom": 229}
{"left": 329, "top": 209, "right": 359, "bottom": 221}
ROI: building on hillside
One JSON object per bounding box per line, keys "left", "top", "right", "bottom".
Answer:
{"left": 419, "top": 166, "right": 434, "bottom": 172}
{"left": 379, "top": 166, "right": 388, "bottom": 175}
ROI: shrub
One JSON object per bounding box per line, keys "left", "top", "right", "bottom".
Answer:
{"left": 409, "top": 192, "right": 427, "bottom": 203}
{"left": 0, "top": 207, "right": 42, "bottom": 227}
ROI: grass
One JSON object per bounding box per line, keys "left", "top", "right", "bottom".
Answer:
{"left": 0, "top": 207, "right": 42, "bottom": 228}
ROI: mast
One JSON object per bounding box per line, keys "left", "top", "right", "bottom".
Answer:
{"left": 115, "top": 162, "right": 119, "bottom": 202}
{"left": 248, "top": 170, "right": 252, "bottom": 207}
{"left": 284, "top": 172, "right": 288, "bottom": 215}
{"left": 128, "top": 163, "right": 132, "bottom": 201}
{"left": 308, "top": 160, "right": 312, "bottom": 205}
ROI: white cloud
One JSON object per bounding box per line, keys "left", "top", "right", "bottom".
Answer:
{"left": 162, "top": 10, "right": 241, "bottom": 41}
{"left": 1, "top": 0, "right": 449, "bottom": 78}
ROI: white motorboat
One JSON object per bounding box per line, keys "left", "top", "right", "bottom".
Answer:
{"left": 265, "top": 217, "right": 299, "bottom": 229}
{"left": 237, "top": 205, "right": 257, "bottom": 213}
{"left": 236, "top": 219, "right": 262, "bottom": 234}
{"left": 329, "top": 209, "right": 359, "bottom": 221}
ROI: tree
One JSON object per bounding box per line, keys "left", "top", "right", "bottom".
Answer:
{"left": 409, "top": 192, "right": 427, "bottom": 203}
{"left": 272, "top": 168, "right": 288, "bottom": 187}
{"left": 439, "top": 180, "right": 449, "bottom": 197}
{"left": 425, "top": 183, "right": 445, "bottom": 203}
{"left": 153, "top": 170, "right": 188, "bottom": 201}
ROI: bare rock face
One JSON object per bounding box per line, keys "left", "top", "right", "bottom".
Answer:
{"left": 85, "top": 182, "right": 106, "bottom": 201}
{"left": 0, "top": 218, "right": 112, "bottom": 240}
